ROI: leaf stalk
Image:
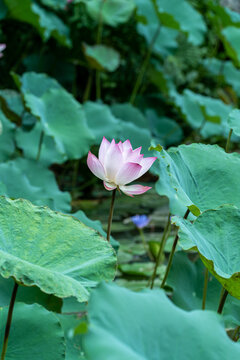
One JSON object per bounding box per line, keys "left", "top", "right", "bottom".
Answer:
{"left": 160, "top": 208, "right": 190, "bottom": 289}
{"left": 1, "top": 281, "right": 19, "bottom": 360}
{"left": 107, "top": 189, "right": 117, "bottom": 242}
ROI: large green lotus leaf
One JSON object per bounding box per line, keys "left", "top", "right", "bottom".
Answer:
{"left": 0, "top": 89, "right": 24, "bottom": 124}
{"left": 0, "top": 90, "right": 23, "bottom": 116}
{"left": 138, "top": 23, "right": 178, "bottom": 57}
{"left": 73, "top": 210, "right": 119, "bottom": 251}
{"left": 83, "top": 282, "right": 240, "bottom": 360}
{"left": 16, "top": 122, "right": 67, "bottom": 166}
{"left": 151, "top": 148, "right": 185, "bottom": 215}
{"left": 153, "top": 143, "right": 240, "bottom": 216}
{"left": 202, "top": 58, "right": 240, "bottom": 96}
{"left": 111, "top": 103, "right": 152, "bottom": 155}
{"left": 222, "top": 27, "right": 240, "bottom": 66}
{"left": 25, "top": 88, "right": 94, "bottom": 159}
{"left": 85, "top": 0, "right": 135, "bottom": 27}
{"left": 208, "top": 2, "right": 240, "bottom": 28}
{"left": 83, "top": 102, "right": 120, "bottom": 143}
{"left": 135, "top": 0, "right": 178, "bottom": 57}
{"left": 62, "top": 296, "right": 87, "bottom": 313}
{"left": 154, "top": 0, "right": 206, "bottom": 45}
{"left": 21, "top": 112, "right": 37, "bottom": 130}
{"left": 118, "top": 121, "right": 152, "bottom": 156}
{"left": 4, "top": 0, "right": 71, "bottom": 47}
{"left": 83, "top": 44, "right": 120, "bottom": 72}
{"left": 0, "top": 303, "right": 65, "bottom": 359}
{"left": 0, "top": 162, "right": 40, "bottom": 203}
{"left": 168, "top": 252, "right": 222, "bottom": 311}
{"left": 0, "top": 158, "right": 71, "bottom": 212}
{"left": 227, "top": 108, "right": 240, "bottom": 136}
{"left": 168, "top": 252, "right": 240, "bottom": 328}
{"left": 57, "top": 314, "right": 86, "bottom": 360}
{"left": 173, "top": 89, "right": 233, "bottom": 138}
{"left": 173, "top": 206, "right": 240, "bottom": 300}
{"left": 14, "top": 71, "right": 62, "bottom": 98}
{"left": 0, "top": 276, "right": 62, "bottom": 313}
{"left": 0, "top": 197, "right": 116, "bottom": 302}
{"left": 40, "top": 0, "right": 66, "bottom": 10}
{"left": 146, "top": 109, "right": 183, "bottom": 146}
{"left": 13, "top": 158, "right": 71, "bottom": 211}
{"left": 0, "top": 110, "right": 16, "bottom": 162}
{"left": 112, "top": 103, "right": 147, "bottom": 128}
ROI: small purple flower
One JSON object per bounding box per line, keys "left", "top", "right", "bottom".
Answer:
{"left": 0, "top": 44, "right": 6, "bottom": 58}
{"left": 131, "top": 215, "right": 150, "bottom": 229}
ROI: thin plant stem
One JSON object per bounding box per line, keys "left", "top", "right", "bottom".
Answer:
{"left": 129, "top": 24, "right": 161, "bottom": 105}
{"left": 150, "top": 213, "right": 171, "bottom": 289}
{"left": 96, "top": 70, "right": 101, "bottom": 100}
{"left": 1, "top": 282, "right": 19, "bottom": 360}
{"left": 202, "top": 268, "right": 209, "bottom": 310}
{"left": 138, "top": 228, "right": 154, "bottom": 261}
{"left": 36, "top": 130, "right": 44, "bottom": 161}
{"left": 95, "top": 0, "right": 105, "bottom": 101}
{"left": 225, "top": 128, "right": 233, "bottom": 153}
{"left": 83, "top": 71, "right": 93, "bottom": 102}
{"left": 96, "top": 0, "right": 105, "bottom": 44}
{"left": 160, "top": 208, "right": 190, "bottom": 289}
{"left": 138, "top": 228, "right": 148, "bottom": 251}
{"left": 72, "top": 65, "right": 78, "bottom": 98}
{"left": 197, "top": 118, "right": 206, "bottom": 135}
{"left": 107, "top": 189, "right": 117, "bottom": 242}
{"left": 232, "top": 326, "right": 240, "bottom": 342}
{"left": 217, "top": 288, "right": 228, "bottom": 314}
{"left": 71, "top": 159, "right": 80, "bottom": 197}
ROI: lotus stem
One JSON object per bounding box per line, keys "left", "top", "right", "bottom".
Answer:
{"left": 95, "top": 0, "right": 105, "bottom": 100}
{"left": 160, "top": 208, "right": 190, "bottom": 289}
{"left": 96, "top": 0, "right": 105, "bottom": 45}
{"left": 1, "top": 281, "right": 19, "bottom": 360}
{"left": 217, "top": 288, "right": 228, "bottom": 314}
{"left": 72, "top": 159, "right": 80, "bottom": 197}
{"left": 225, "top": 128, "right": 233, "bottom": 153}
{"left": 138, "top": 228, "right": 154, "bottom": 261}
{"left": 106, "top": 189, "right": 117, "bottom": 242}
{"left": 150, "top": 213, "right": 171, "bottom": 289}
{"left": 83, "top": 71, "right": 93, "bottom": 102}
{"left": 129, "top": 23, "right": 161, "bottom": 105}
{"left": 96, "top": 70, "right": 101, "bottom": 100}
{"left": 202, "top": 268, "right": 209, "bottom": 310}
{"left": 36, "top": 130, "right": 44, "bottom": 161}
{"left": 232, "top": 326, "right": 240, "bottom": 341}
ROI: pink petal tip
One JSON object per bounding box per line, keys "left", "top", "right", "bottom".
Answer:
{"left": 119, "top": 184, "right": 152, "bottom": 197}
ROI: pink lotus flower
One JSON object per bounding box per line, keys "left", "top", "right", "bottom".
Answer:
{"left": 87, "top": 137, "right": 157, "bottom": 197}
{"left": 0, "top": 44, "right": 6, "bottom": 58}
